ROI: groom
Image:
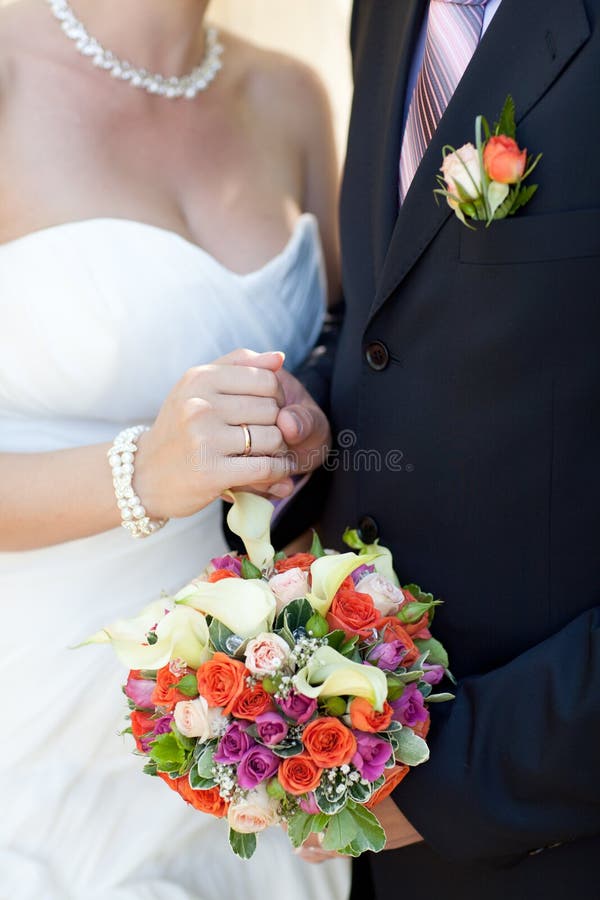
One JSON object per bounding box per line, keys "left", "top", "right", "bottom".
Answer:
{"left": 271, "top": 0, "right": 600, "bottom": 895}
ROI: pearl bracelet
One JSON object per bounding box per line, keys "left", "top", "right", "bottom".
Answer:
{"left": 108, "top": 425, "right": 168, "bottom": 539}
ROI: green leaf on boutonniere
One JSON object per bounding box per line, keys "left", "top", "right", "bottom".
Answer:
{"left": 509, "top": 183, "right": 539, "bottom": 216}
{"left": 229, "top": 829, "right": 257, "bottom": 859}
{"left": 494, "top": 94, "right": 516, "bottom": 139}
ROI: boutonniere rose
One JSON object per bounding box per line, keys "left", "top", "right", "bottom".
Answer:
{"left": 435, "top": 95, "right": 542, "bottom": 227}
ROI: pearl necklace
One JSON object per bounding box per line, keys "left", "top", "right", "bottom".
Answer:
{"left": 47, "top": 0, "right": 224, "bottom": 99}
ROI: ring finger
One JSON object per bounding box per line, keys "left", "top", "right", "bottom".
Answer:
{"left": 222, "top": 423, "right": 288, "bottom": 457}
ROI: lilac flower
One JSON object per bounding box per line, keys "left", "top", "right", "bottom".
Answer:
{"left": 237, "top": 745, "right": 280, "bottom": 789}
{"left": 277, "top": 691, "right": 317, "bottom": 724}
{"left": 422, "top": 663, "right": 445, "bottom": 685}
{"left": 137, "top": 714, "right": 173, "bottom": 752}
{"left": 352, "top": 731, "right": 393, "bottom": 781}
{"left": 255, "top": 712, "right": 289, "bottom": 746}
{"left": 210, "top": 554, "right": 242, "bottom": 576}
{"left": 391, "top": 684, "right": 428, "bottom": 727}
{"left": 214, "top": 721, "right": 254, "bottom": 764}
{"left": 367, "top": 640, "right": 407, "bottom": 671}
{"left": 124, "top": 672, "right": 156, "bottom": 709}
{"left": 351, "top": 564, "right": 375, "bottom": 586}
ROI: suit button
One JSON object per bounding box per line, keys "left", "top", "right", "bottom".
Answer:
{"left": 365, "top": 341, "right": 389, "bottom": 371}
{"left": 358, "top": 515, "right": 379, "bottom": 544}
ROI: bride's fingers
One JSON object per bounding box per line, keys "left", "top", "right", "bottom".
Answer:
{"left": 225, "top": 454, "right": 295, "bottom": 486}
{"left": 213, "top": 366, "right": 286, "bottom": 407}
{"left": 214, "top": 348, "right": 285, "bottom": 371}
{"left": 221, "top": 424, "right": 288, "bottom": 457}
{"left": 218, "top": 394, "right": 280, "bottom": 426}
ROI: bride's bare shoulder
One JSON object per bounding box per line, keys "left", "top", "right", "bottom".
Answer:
{"left": 0, "top": 1, "right": 49, "bottom": 79}
{"left": 222, "top": 29, "right": 332, "bottom": 135}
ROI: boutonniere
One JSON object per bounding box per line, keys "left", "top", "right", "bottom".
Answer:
{"left": 434, "top": 95, "right": 542, "bottom": 228}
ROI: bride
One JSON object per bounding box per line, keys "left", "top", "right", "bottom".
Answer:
{"left": 0, "top": 1, "right": 348, "bottom": 897}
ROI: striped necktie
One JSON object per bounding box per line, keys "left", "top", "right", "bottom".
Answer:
{"left": 399, "top": 0, "right": 489, "bottom": 202}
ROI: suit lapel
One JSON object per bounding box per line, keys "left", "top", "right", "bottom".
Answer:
{"left": 367, "top": 0, "right": 591, "bottom": 322}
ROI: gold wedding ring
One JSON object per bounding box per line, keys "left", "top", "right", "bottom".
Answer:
{"left": 240, "top": 423, "right": 252, "bottom": 457}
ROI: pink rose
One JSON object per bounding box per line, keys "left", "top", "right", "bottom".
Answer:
{"left": 268, "top": 567, "right": 309, "bottom": 614}
{"left": 244, "top": 633, "right": 291, "bottom": 676}
{"left": 173, "top": 696, "right": 227, "bottom": 740}
{"left": 355, "top": 573, "right": 405, "bottom": 617}
{"left": 227, "top": 783, "right": 280, "bottom": 833}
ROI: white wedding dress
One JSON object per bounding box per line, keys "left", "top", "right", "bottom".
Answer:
{"left": 0, "top": 216, "right": 350, "bottom": 900}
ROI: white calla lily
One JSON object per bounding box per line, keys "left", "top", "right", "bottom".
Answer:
{"left": 293, "top": 645, "right": 388, "bottom": 711}
{"left": 307, "top": 552, "right": 380, "bottom": 616}
{"left": 176, "top": 577, "right": 276, "bottom": 640}
{"left": 224, "top": 491, "right": 274, "bottom": 570}
{"left": 80, "top": 600, "right": 210, "bottom": 669}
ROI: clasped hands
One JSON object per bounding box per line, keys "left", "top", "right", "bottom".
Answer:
{"left": 134, "top": 349, "right": 331, "bottom": 520}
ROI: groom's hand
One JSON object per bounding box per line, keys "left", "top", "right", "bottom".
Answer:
{"left": 275, "top": 368, "right": 331, "bottom": 474}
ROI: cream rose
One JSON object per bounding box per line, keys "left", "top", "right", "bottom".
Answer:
{"left": 245, "top": 632, "right": 291, "bottom": 676}
{"left": 441, "top": 142, "right": 482, "bottom": 205}
{"left": 173, "top": 696, "right": 227, "bottom": 740}
{"left": 355, "top": 572, "right": 405, "bottom": 617}
{"left": 227, "top": 783, "right": 280, "bottom": 834}
{"left": 268, "top": 567, "right": 309, "bottom": 613}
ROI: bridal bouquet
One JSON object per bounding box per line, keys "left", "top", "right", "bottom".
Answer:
{"left": 86, "top": 493, "right": 453, "bottom": 859}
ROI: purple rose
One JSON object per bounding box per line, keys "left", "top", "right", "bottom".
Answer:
{"left": 352, "top": 731, "right": 393, "bottom": 781}
{"left": 214, "top": 721, "right": 254, "bottom": 764}
{"left": 391, "top": 684, "right": 428, "bottom": 727}
{"left": 367, "top": 640, "right": 407, "bottom": 671}
{"left": 237, "top": 745, "right": 280, "bottom": 789}
{"left": 277, "top": 691, "right": 317, "bottom": 724}
{"left": 299, "top": 792, "right": 320, "bottom": 815}
{"left": 255, "top": 712, "right": 289, "bottom": 746}
{"left": 422, "top": 663, "right": 445, "bottom": 685}
{"left": 137, "top": 714, "right": 173, "bottom": 752}
{"left": 210, "top": 554, "right": 243, "bottom": 576}
{"left": 351, "top": 564, "right": 375, "bottom": 586}
{"left": 124, "top": 672, "right": 155, "bottom": 709}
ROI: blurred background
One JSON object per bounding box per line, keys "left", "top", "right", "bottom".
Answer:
{"left": 1, "top": 0, "right": 354, "bottom": 160}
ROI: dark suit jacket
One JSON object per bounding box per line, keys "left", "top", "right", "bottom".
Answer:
{"left": 310, "top": 0, "right": 600, "bottom": 894}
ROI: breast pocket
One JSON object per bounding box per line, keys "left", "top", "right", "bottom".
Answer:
{"left": 459, "top": 208, "right": 600, "bottom": 265}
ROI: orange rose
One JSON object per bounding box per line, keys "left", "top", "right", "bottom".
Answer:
{"left": 365, "top": 764, "right": 410, "bottom": 809}
{"left": 375, "top": 617, "right": 419, "bottom": 666}
{"left": 130, "top": 709, "right": 155, "bottom": 751}
{"left": 196, "top": 653, "right": 247, "bottom": 715}
{"left": 327, "top": 587, "right": 379, "bottom": 639}
{"left": 483, "top": 135, "right": 527, "bottom": 184}
{"left": 208, "top": 569, "right": 239, "bottom": 583}
{"left": 275, "top": 553, "right": 316, "bottom": 573}
{"left": 303, "top": 717, "right": 357, "bottom": 767}
{"left": 349, "top": 697, "right": 394, "bottom": 733}
{"left": 231, "top": 682, "right": 274, "bottom": 721}
{"left": 151, "top": 665, "right": 191, "bottom": 711}
{"left": 158, "top": 773, "right": 228, "bottom": 817}
{"left": 278, "top": 753, "right": 323, "bottom": 795}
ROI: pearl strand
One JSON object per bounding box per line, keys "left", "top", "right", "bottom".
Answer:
{"left": 108, "top": 426, "right": 168, "bottom": 539}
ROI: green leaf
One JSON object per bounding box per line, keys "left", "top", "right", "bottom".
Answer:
{"left": 397, "top": 600, "right": 441, "bottom": 625}
{"left": 426, "top": 692, "right": 456, "bottom": 703}
{"left": 402, "top": 584, "right": 436, "bottom": 605}
{"left": 315, "top": 783, "right": 348, "bottom": 815}
{"left": 229, "top": 829, "right": 257, "bottom": 859}
{"left": 494, "top": 94, "right": 516, "bottom": 139}
{"left": 306, "top": 612, "right": 329, "bottom": 639}
{"left": 324, "top": 630, "right": 346, "bottom": 651}
{"left": 321, "top": 807, "right": 360, "bottom": 852}
{"left": 414, "top": 636, "right": 449, "bottom": 668}
{"left": 196, "top": 743, "right": 217, "bottom": 779}
{"left": 189, "top": 768, "right": 217, "bottom": 790}
{"left": 508, "top": 183, "right": 538, "bottom": 216}
{"left": 348, "top": 779, "right": 374, "bottom": 803}
{"left": 149, "top": 732, "right": 187, "bottom": 772}
{"left": 344, "top": 801, "right": 387, "bottom": 854}
{"left": 273, "top": 551, "right": 287, "bottom": 562}
{"left": 340, "top": 636, "right": 359, "bottom": 657}
{"left": 176, "top": 674, "right": 199, "bottom": 698}
{"left": 266, "top": 777, "right": 286, "bottom": 800}
{"left": 393, "top": 727, "right": 430, "bottom": 766}
{"left": 275, "top": 597, "right": 314, "bottom": 633}
{"left": 287, "top": 811, "right": 314, "bottom": 848}
{"left": 208, "top": 618, "right": 240, "bottom": 656}
{"left": 310, "top": 530, "right": 326, "bottom": 558}
{"left": 143, "top": 760, "right": 158, "bottom": 776}
{"left": 241, "top": 558, "right": 262, "bottom": 580}
{"left": 270, "top": 740, "right": 304, "bottom": 758}
{"left": 342, "top": 527, "right": 365, "bottom": 551}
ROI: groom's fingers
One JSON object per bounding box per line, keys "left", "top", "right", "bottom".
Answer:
{"left": 215, "top": 348, "right": 285, "bottom": 372}
{"left": 277, "top": 404, "right": 328, "bottom": 447}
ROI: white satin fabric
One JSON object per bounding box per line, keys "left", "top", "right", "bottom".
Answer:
{"left": 0, "top": 216, "right": 349, "bottom": 900}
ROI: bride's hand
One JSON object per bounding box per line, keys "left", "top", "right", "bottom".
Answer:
{"left": 134, "top": 349, "right": 293, "bottom": 519}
